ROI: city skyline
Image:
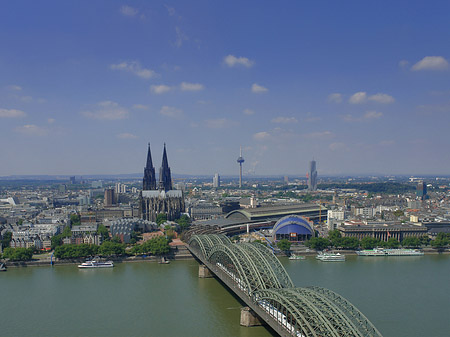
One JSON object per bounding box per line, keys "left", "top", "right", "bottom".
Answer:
{"left": 1, "top": 2, "right": 450, "bottom": 176}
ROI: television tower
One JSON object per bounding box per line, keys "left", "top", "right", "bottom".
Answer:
{"left": 237, "top": 146, "right": 245, "bottom": 188}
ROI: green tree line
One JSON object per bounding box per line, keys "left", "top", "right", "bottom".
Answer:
{"left": 304, "top": 230, "right": 442, "bottom": 251}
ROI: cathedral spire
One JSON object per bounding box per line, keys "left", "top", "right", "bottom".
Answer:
{"left": 143, "top": 143, "right": 156, "bottom": 190}
{"left": 146, "top": 143, "right": 154, "bottom": 169}
{"left": 159, "top": 143, "right": 173, "bottom": 191}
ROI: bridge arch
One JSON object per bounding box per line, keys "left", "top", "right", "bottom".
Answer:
{"left": 252, "top": 287, "right": 383, "bottom": 337}
{"left": 188, "top": 234, "right": 231, "bottom": 259}
{"left": 207, "top": 242, "right": 293, "bottom": 295}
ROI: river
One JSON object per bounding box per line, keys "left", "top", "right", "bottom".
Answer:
{"left": 1, "top": 255, "right": 448, "bottom": 337}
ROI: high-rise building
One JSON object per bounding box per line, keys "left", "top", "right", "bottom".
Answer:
{"left": 140, "top": 143, "right": 184, "bottom": 222}
{"left": 104, "top": 188, "right": 116, "bottom": 207}
{"left": 213, "top": 173, "right": 220, "bottom": 188}
{"left": 237, "top": 146, "right": 245, "bottom": 188}
{"left": 307, "top": 160, "right": 318, "bottom": 191}
{"left": 416, "top": 181, "right": 427, "bottom": 200}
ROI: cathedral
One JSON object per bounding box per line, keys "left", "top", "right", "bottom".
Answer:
{"left": 140, "top": 143, "right": 185, "bottom": 222}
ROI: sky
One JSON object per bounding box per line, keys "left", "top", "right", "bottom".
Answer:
{"left": 1, "top": 1, "right": 450, "bottom": 177}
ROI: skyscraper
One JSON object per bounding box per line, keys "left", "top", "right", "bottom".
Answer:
{"left": 237, "top": 146, "right": 245, "bottom": 188}
{"left": 416, "top": 181, "right": 427, "bottom": 200}
{"left": 213, "top": 173, "right": 220, "bottom": 188}
{"left": 104, "top": 188, "right": 115, "bottom": 207}
{"left": 307, "top": 160, "right": 318, "bottom": 191}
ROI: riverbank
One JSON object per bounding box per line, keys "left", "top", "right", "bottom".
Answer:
{"left": 3, "top": 245, "right": 195, "bottom": 268}
{"left": 3, "top": 245, "right": 448, "bottom": 268}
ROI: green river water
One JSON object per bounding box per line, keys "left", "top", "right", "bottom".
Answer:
{"left": 1, "top": 255, "right": 449, "bottom": 337}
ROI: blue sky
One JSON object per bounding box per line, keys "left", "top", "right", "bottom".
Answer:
{"left": 1, "top": 1, "right": 450, "bottom": 176}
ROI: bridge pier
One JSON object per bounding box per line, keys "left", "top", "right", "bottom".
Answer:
{"left": 198, "top": 264, "right": 213, "bottom": 278}
{"left": 240, "top": 307, "right": 265, "bottom": 327}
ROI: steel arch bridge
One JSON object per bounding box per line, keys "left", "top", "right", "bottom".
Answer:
{"left": 188, "top": 234, "right": 383, "bottom": 337}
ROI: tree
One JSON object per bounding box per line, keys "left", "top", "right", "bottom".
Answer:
{"left": 393, "top": 210, "right": 404, "bottom": 217}
{"left": 384, "top": 237, "right": 400, "bottom": 248}
{"left": 328, "top": 230, "right": 342, "bottom": 247}
{"left": 156, "top": 213, "right": 167, "bottom": 225}
{"left": 277, "top": 239, "right": 292, "bottom": 252}
{"left": 175, "top": 214, "right": 191, "bottom": 231}
{"left": 1, "top": 231, "right": 12, "bottom": 248}
{"left": 402, "top": 237, "right": 420, "bottom": 248}
{"left": 431, "top": 233, "right": 449, "bottom": 249}
{"left": 419, "top": 235, "right": 431, "bottom": 246}
{"left": 51, "top": 234, "right": 63, "bottom": 250}
{"left": 70, "top": 213, "right": 80, "bottom": 226}
{"left": 3, "top": 247, "right": 33, "bottom": 261}
{"left": 99, "top": 241, "right": 125, "bottom": 256}
{"left": 139, "top": 236, "right": 170, "bottom": 255}
{"left": 54, "top": 244, "right": 98, "bottom": 259}
{"left": 305, "top": 237, "right": 330, "bottom": 250}
{"left": 338, "top": 237, "right": 360, "bottom": 250}
{"left": 360, "top": 237, "right": 380, "bottom": 250}
{"left": 62, "top": 226, "right": 72, "bottom": 238}
{"left": 97, "top": 224, "right": 109, "bottom": 240}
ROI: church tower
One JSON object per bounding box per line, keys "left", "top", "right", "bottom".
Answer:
{"left": 158, "top": 143, "right": 173, "bottom": 191}
{"left": 140, "top": 143, "right": 184, "bottom": 222}
{"left": 143, "top": 143, "right": 156, "bottom": 190}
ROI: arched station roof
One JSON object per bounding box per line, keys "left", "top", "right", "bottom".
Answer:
{"left": 272, "top": 215, "right": 314, "bottom": 239}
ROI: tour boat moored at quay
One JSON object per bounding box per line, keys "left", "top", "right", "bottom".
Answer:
{"left": 78, "top": 260, "right": 114, "bottom": 268}
{"left": 356, "top": 248, "right": 424, "bottom": 256}
{"left": 316, "top": 252, "right": 346, "bottom": 262}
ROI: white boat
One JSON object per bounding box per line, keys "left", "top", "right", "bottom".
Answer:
{"left": 78, "top": 260, "right": 114, "bottom": 268}
{"left": 289, "top": 254, "right": 306, "bottom": 260}
{"left": 356, "top": 248, "right": 386, "bottom": 256}
{"left": 356, "top": 248, "right": 424, "bottom": 256}
{"left": 316, "top": 252, "right": 345, "bottom": 262}
{"left": 0, "top": 263, "right": 6, "bottom": 271}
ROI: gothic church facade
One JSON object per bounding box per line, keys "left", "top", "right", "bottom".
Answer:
{"left": 140, "top": 144, "right": 185, "bottom": 222}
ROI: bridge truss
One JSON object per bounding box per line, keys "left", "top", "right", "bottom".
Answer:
{"left": 188, "top": 234, "right": 383, "bottom": 337}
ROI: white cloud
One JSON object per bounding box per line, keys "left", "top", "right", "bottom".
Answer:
{"left": 15, "top": 124, "right": 47, "bottom": 136}
{"left": 120, "top": 5, "right": 138, "bottom": 17}
{"left": 82, "top": 101, "right": 129, "bottom": 120}
{"left": 224, "top": 55, "right": 254, "bottom": 68}
{"left": 329, "top": 142, "right": 346, "bottom": 151}
{"left": 364, "top": 111, "right": 383, "bottom": 119}
{"left": 243, "top": 108, "right": 255, "bottom": 115}
{"left": 271, "top": 116, "right": 298, "bottom": 124}
{"left": 132, "top": 104, "right": 149, "bottom": 110}
{"left": 20, "top": 96, "right": 32, "bottom": 102}
{"left": 165, "top": 5, "right": 175, "bottom": 16}
{"left": 253, "top": 131, "right": 271, "bottom": 141}
{"left": 205, "top": 118, "right": 238, "bottom": 129}
{"left": 412, "top": 56, "right": 449, "bottom": 71}
{"left": 251, "top": 83, "right": 268, "bottom": 94}
{"left": 343, "top": 111, "right": 383, "bottom": 122}
{"left": 47, "top": 118, "right": 55, "bottom": 124}
{"left": 174, "top": 27, "right": 188, "bottom": 48}
{"left": 160, "top": 106, "right": 183, "bottom": 118}
{"left": 0, "top": 108, "right": 26, "bottom": 118}
{"left": 117, "top": 133, "right": 137, "bottom": 139}
{"left": 349, "top": 92, "right": 367, "bottom": 104}
{"left": 180, "top": 82, "right": 204, "bottom": 91}
{"left": 150, "top": 84, "right": 173, "bottom": 94}
{"left": 368, "top": 93, "right": 395, "bottom": 104}
{"left": 303, "top": 131, "right": 334, "bottom": 139}
{"left": 110, "top": 61, "right": 157, "bottom": 79}
{"left": 8, "top": 85, "right": 22, "bottom": 91}
{"left": 399, "top": 60, "right": 409, "bottom": 68}
{"left": 328, "top": 93, "right": 342, "bottom": 103}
